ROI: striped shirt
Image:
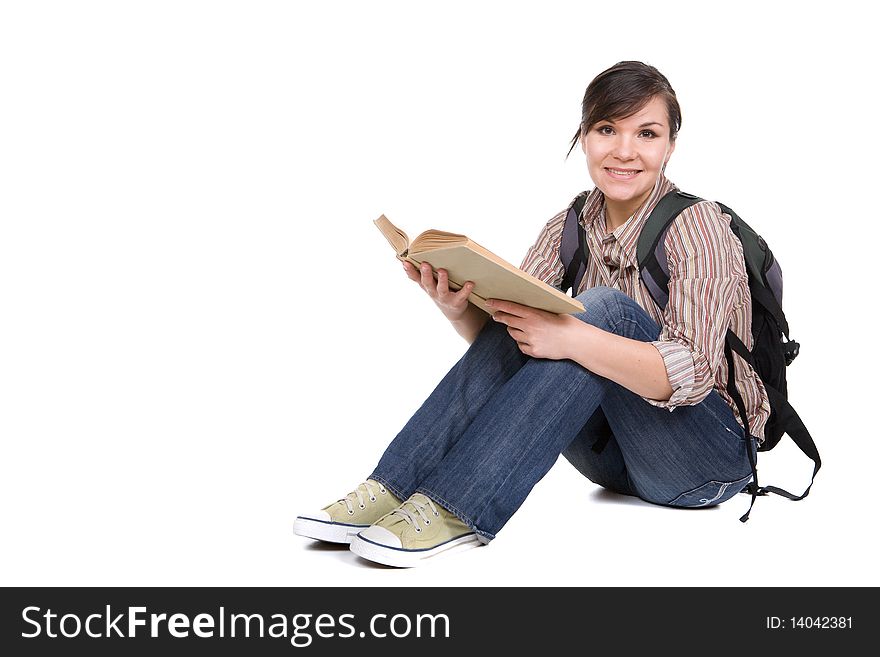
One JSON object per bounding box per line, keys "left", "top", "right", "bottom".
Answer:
{"left": 519, "top": 172, "right": 771, "bottom": 443}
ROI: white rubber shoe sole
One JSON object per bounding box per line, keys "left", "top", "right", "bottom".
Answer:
{"left": 349, "top": 531, "right": 483, "bottom": 567}
{"left": 293, "top": 513, "right": 369, "bottom": 544}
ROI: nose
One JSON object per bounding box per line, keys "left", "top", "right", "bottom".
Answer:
{"left": 610, "top": 134, "right": 637, "bottom": 161}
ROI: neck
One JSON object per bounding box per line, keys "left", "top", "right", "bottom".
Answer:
{"left": 603, "top": 177, "right": 660, "bottom": 231}
{"left": 604, "top": 196, "right": 645, "bottom": 231}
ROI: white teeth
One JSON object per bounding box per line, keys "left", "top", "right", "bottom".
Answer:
{"left": 608, "top": 168, "right": 639, "bottom": 175}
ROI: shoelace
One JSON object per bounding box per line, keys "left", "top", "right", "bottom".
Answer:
{"left": 389, "top": 495, "right": 440, "bottom": 533}
{"left": 341, "top": 481, "right": 387, "bottom": 515}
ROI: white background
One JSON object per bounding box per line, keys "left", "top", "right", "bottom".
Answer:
{"left": 1, "top": 0, "right": 877, "bottom": 586}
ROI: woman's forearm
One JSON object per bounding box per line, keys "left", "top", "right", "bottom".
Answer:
{"left": 565, "top": 321, "right": 674, "bottom": 402}
{"left": 450, "top": 301, "right": 491, "bottom": 344}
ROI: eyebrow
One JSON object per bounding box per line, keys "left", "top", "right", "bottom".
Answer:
{"left": 603, "top": 120, "right": 664, "bottom": 128}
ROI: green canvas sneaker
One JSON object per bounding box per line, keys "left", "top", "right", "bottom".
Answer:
{"left": 349, "top": 492, "right": 483, "bottom": 567}
{"left": 294, "top": 479, "right": 403, "bottom": 544}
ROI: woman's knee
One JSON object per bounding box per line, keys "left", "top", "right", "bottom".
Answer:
{"left": 572, "top": 286, "right": 639, "bottom": 333}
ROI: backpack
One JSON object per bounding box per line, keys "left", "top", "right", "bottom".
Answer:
{"left": 559, "top": 189, "right": 821, "bottom": 522}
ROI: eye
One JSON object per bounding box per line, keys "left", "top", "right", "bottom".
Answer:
{"left": 596, "top": 125, "right": 658, "bottom": 138}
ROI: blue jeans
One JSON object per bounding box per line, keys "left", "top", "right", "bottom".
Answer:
{"left": 369, "top": 286, "right": 757, "bottom": 543}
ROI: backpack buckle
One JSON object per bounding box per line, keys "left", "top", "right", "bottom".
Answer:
{"left": 784, "top": 339, "right": 800, "bottom": 365}
{"left": 743, "top": 482, "right": 768, "bottom": 497}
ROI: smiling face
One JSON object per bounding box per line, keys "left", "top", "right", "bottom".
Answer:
{"left": 580, "top": 94, "right": 676, "bottom": 229}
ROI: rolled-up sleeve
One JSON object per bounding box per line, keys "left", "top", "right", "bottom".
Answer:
{"left": 519, "top": 209, "right": 567, "bottom": 290}
{"left": 642, "top": 201, "right": 744, "bottom": 410}
{"left": 648, "top": 340, "right": 696, "bottom": 408}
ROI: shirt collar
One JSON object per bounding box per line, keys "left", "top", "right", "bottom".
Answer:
{"left": 578, "top": 171, "right": 678, "bottom": 269}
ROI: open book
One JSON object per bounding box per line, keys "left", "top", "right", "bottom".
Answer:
{"left": 373, "top": 215, "right": 584, "bottom": 315}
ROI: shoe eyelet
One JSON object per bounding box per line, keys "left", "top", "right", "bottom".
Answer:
{"left": 358, "top": 503, "right": 365, "bottom": 509}
{"left": 424, "top": 519, "right": 431, "bottom": 525}
{"left": 433, "top": 511, "right": 440, "bottom": 517}
{"left": 348, "top": 509, "right": 354, "bottom": 515}
{"left": 380, "top": 488, "right": 387, "bottom": 494}
{"left": 415, "top": 527, "right": 421, "bottom": 533}
{"left": 369, "top": 496, "right": 376, "bottom": 502}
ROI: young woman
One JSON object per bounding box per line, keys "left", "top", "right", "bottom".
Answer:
{"left": 294, "top": 61, "right": 770, "bottom": 568}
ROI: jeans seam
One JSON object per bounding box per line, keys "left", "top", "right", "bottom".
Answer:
{"left": 610, "top": 290, "right": 659, "bottom": 339}
{"left": 612, "top": 316, "right": 644, "bottom": 340}
{"left": 471, "top": 368, "right": 587, "bottom": 534}
{"left": 610, "top": 310, "right": 657, "bottom": 343}
{"left": 703, "top": 398, "right": 747, "bottom": 441}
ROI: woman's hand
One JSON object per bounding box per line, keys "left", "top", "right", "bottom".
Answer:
{"left": 402, "top": 260, "right": 476, "bottom": 322}
{"left": 486, "top": 298, "right": 582, "bottom": 360}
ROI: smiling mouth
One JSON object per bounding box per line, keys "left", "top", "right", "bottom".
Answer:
{"left": 605, "top": 168, "right": 642, "bottom": 176}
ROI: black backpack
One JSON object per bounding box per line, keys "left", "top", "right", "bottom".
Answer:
{"left": 559, "top": 189, "right": 820, "bottom": 522}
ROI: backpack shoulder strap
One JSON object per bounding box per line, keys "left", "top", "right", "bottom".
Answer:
{"left": 563, "top": 188, "right": 704, "bottom": 301}
{"left": 636, "top": 190, "right": 704, "bottom": 310}
{"left": 720, "top": 203, "right": 793, "bottom": 340}
{"left": 726, "top": 331, "right": 821, "bottom": 499}
{"left": 559, "top": 191, "right": 590, "bottom": 295}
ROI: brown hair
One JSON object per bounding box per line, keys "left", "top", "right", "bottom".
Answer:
{"left": 565, "top": 61, "right": 682, "bottom": 160}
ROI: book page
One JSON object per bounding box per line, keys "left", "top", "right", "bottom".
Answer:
{"left": 373, "top": 215, "right": 410, "bottom": 256}
{"left": 410, "top": 229, "right": 468, "bottom": 251}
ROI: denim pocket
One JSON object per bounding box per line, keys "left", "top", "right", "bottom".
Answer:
{"left": 667, "top": 472, "right": 753, "bottom": 508}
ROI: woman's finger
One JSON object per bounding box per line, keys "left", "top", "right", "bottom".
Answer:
{"left": 497, "top": 312, "right": 523, "bottom": 333}
{"left": 402, "top": 260, "right": 418, "bottom": 280}
{"left": 436, "top": 268, "right": 449, "bottom": 295}
{"left": 419, "top": 262, "right": 436, "bottom": 292}
{"left": 457, "top": 280, "right": 474, "bottom": 300}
